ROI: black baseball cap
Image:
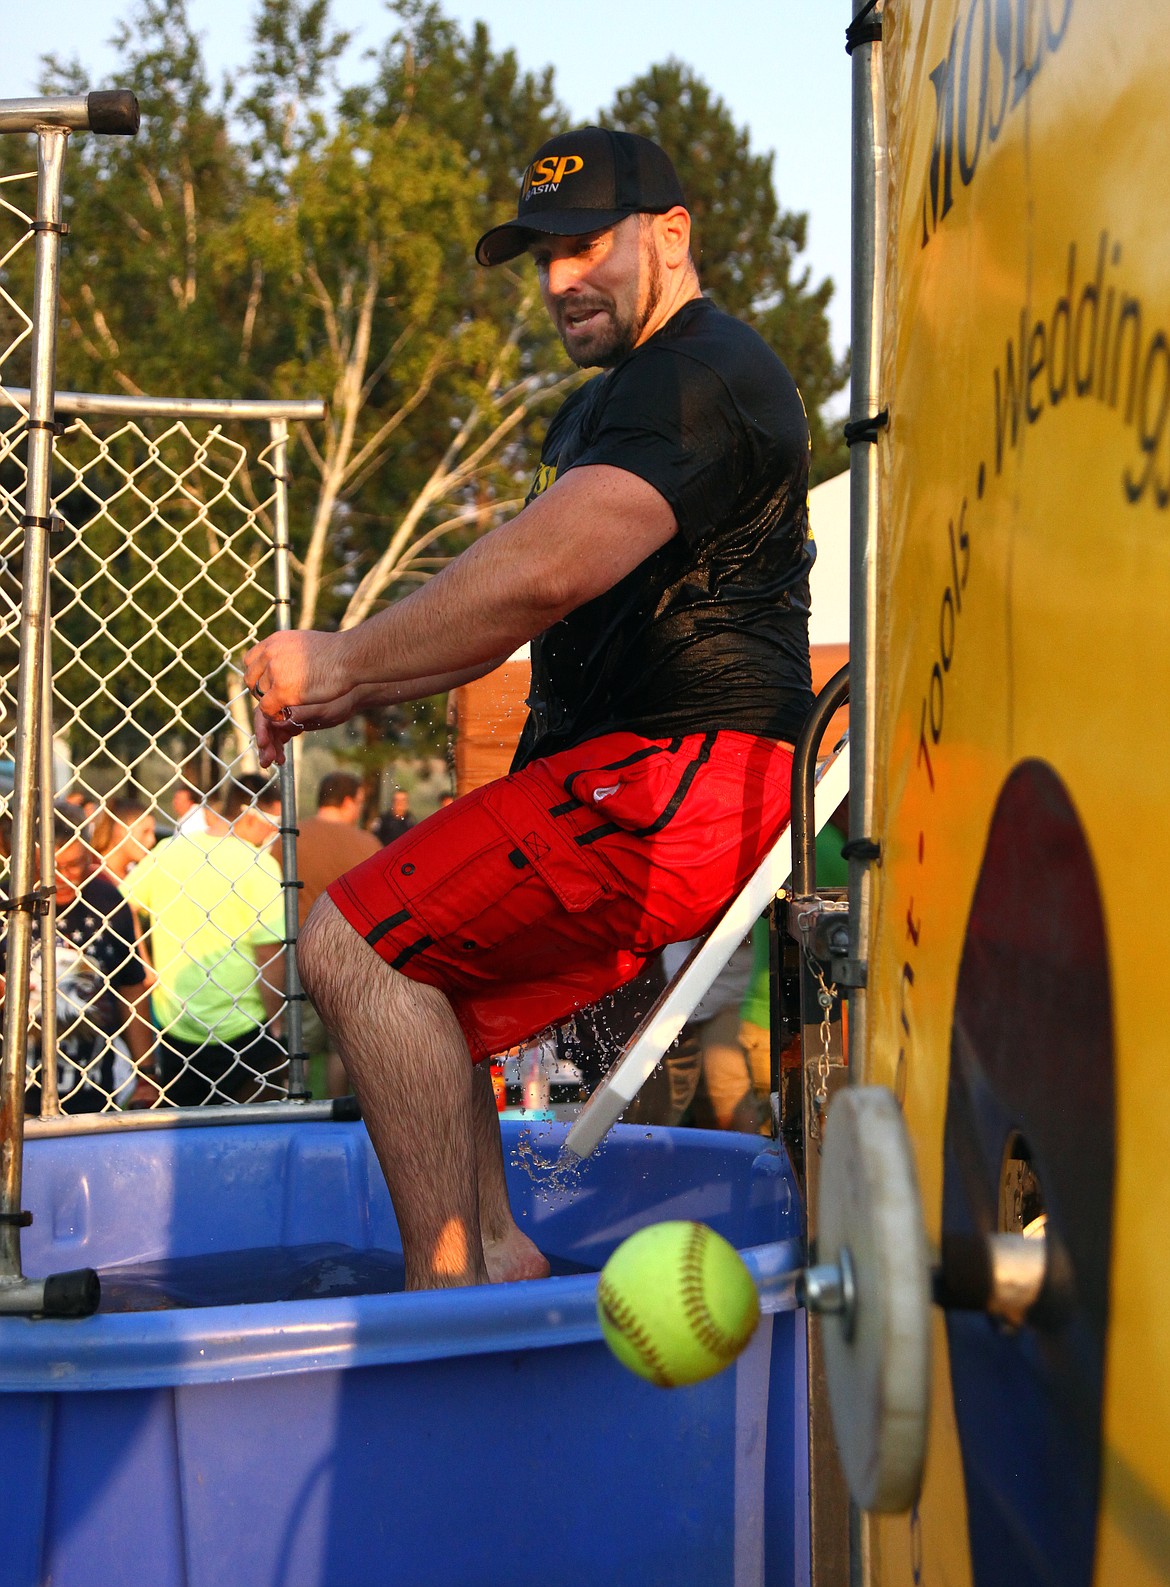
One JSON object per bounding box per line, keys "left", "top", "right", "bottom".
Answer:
{"left": 475, "top": 126, "right": 687, "bottom": 268}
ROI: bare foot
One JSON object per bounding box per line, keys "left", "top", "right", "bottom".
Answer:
{"left": 483, "top": 1225, "right": 551, "bottom": 1284}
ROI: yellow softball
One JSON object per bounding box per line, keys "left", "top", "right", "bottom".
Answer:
{"left": 597, "top": 1220, "right": 760, "bottom": 1387}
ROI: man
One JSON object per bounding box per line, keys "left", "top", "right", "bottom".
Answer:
{"left": 244, "top": 127, "right": 814, "bottom": 1289}
{"left": 297, "top": 771, "right": 382, "bottom": 1095}
{"left": 123, "top": 774, "right": 285, "bottom": 1105}
{"left": 298, "top": 772, "right": 382, "bottom": 923}
{"left": 373, "top": 788, "right": 415, "bottom": 847}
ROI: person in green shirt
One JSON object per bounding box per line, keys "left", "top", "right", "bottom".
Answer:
{"left": 123, "top": 775, "right": 285, "bottom": 1105}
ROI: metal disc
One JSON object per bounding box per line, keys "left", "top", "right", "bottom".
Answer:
{"left": 817, "top": 1085, "right": 932, "bottom": 1513}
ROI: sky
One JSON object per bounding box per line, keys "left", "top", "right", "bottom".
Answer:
{"left": 7, "top": 0, "right": 854, "bottom": 363}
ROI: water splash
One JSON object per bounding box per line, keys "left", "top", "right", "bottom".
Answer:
{"left": 510, "top": 1122, "right": 606, "bottom": 1201}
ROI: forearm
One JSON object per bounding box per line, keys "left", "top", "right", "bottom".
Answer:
{"left": 352, "top": 657, "right": 511, "bottom": 708}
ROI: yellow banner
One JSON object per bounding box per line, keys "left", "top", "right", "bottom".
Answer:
{"left": 868, "top": 2, "right": 1170, "bottom": 1583}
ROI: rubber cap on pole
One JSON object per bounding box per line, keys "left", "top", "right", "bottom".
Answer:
{"left": 85, "top": 91, "right": 140, "bottom": 136}
{"left": 41, "top": 1267, "right": 101, "bottom": 1318}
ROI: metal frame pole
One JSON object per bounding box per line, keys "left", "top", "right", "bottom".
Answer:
{"left": 0, "top": 127, "right": 69, "bottom": 1280}
{"left": 269, "top": 419, "right": 309, "bottom": 1102}
{"left": 840, "top": 10, "right": 888, "bottom": 1585}
{"left": 845, "top": 5, "right": 888, "bottom": 1079}
{"left": 37, "top": 612, "right": 60, "bottom": 1116}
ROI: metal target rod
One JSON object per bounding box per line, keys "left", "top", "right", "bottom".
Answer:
{"left": 0, "top": 93, "right": 140, "bottom": 1318}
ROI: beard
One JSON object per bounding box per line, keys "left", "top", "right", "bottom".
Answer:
{"left": 557, "top": 245, "right": 664, "bottom": 369}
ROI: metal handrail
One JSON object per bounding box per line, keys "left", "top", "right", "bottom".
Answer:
{"left": 789, "top": 664, "right": 850, "bottom": 897}
{"left": 2, "top": 388, "right": 326, "bottom": 422}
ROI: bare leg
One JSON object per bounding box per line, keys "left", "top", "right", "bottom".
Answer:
{"left": 297, "top": 896, "right": 488, "bottom": 1289}
{"left": 470, "top": 1062, "right": 550, "bottom": 1283}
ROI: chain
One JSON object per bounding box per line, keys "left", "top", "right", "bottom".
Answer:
{"left": 796, "top": 907, "right": 840, "bottom": 1142}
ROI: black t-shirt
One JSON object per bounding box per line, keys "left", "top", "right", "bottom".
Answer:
{"left": 512, "top": 296, "right": 815, "bottom": 771}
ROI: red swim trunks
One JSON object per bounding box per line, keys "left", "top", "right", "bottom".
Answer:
{"left": 327, "top": 729, "right": 793, "bottom": 1062}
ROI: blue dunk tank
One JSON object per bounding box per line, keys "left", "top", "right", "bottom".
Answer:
{"left": 0, "top": 1118, "right": 806, "bottom": 1587}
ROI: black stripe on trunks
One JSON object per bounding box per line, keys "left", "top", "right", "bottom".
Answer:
{"left": 573, "top": 732, "right": 718, "bottom": 847}
{"left": 628, "top": 732, "right": 717, "bottom": 836}
{"left": 390, "top": 934, "right": 434, "bottom": 970}
{"left": 549, "top": 798, "right": 583, "bottom": 818}
{"left": 560, "top": 738, "right": 681, "bottom": 799}
{"left": 575, "top": 821, "right": 621, "bottom": 847}
{"left": 365, "top": 907, "right": 411, "bottom": 948}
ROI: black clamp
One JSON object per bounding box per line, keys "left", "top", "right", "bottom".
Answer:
{"left": 846, "top": 0, "right": 883, "bottom": 53}
{"left": 20, "top": 513, "right": 68, "bottom": 535}
{"left": 1, "top": 886, "right": 54, "bottom": 917}
{"left": 285, "top": 991, "right": 308, "bottom": 1002}
{"left": 24, "top": 418, "right": 66, "bottom": 437}
{"left": 30, "top": 220, "right": 70, "bottom": 237}
{"left": 841, "top": 837, "right": 882, "bottom": 864}
{"left": 279, "top": 827, "right": 300, "bottom": 840}
{"left": 843, "top": 408, "right": 889, "bottom": 446}
{"left": 0, "top": 1209, "right": 33, "bottom": 1227}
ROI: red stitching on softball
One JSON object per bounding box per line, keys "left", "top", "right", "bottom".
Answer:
{"left": 679, "top": 1222, "right": 751, "bottom": 1361}
{"left": 598, "top": 1275, "right": 674, "bottom": 1387}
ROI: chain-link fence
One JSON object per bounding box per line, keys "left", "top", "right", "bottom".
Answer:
{"left": 0, "top": 392, "right": 325, "bottom": 1116}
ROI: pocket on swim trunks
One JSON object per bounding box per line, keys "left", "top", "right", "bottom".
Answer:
{"left": 479, "top": 777, "right": 614, "bottom": 914}
{"left": 562, "top": 733, "right": 718, "bottom": 837}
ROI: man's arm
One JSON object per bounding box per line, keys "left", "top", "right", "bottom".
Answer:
{"left": 244, "top": 465, "right": 677, "bottom": 717}
{"left": 253, "top": 658, "right": 511, "bottom": 769}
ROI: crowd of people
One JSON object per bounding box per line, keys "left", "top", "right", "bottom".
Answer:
{"left": 0, "top": 769, "right": 437, "bottom": 1114}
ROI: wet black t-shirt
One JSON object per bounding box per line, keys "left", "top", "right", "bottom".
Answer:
{"left": 512, "top": 297, "right": 815, "bottom": 771}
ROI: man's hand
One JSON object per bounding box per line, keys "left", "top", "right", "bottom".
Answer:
{"left": 253, "top": 690, "right": 363, "bottom": 769}
{"left": 243, "top": 629, "right": 355, "bottom": 717}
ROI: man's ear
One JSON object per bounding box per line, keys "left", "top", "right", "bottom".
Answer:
{"left": 656, "top": 207, "right": 693, "bottom": 270}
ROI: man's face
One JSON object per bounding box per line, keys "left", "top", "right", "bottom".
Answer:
{"left": 530, "top": 215, "right": 663, "bottom": 369}
{"left": 392, "top": 791, "right": 409, "bottom": 817}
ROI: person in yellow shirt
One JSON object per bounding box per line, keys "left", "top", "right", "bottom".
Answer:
{"left": 123, "top": 775, "right": 285, "bottom": 1105}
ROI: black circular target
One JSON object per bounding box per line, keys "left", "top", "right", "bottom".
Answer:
{"left": 942, "top": 759, "right": 1114, "bottom": 1587}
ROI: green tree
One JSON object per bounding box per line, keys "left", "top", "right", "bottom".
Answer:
{"left": 604, "top": 62, "right": 848, "bottom": 482}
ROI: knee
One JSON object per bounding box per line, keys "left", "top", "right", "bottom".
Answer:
{"left": 297, "top": 895, "right": 351, "bottom": 1017}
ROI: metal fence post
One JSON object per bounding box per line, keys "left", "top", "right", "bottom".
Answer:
{"left": 0, "top": 126, "right": 68, "bottom": 1281}
{"left": 37, "top": 611, "right": 60, "bottom": 1115}
{"left": 269, "top": 417, "right": 309, "bottom": 1101}
{"left": 844, "top": 0, "right": 888, "bottom": 1074}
